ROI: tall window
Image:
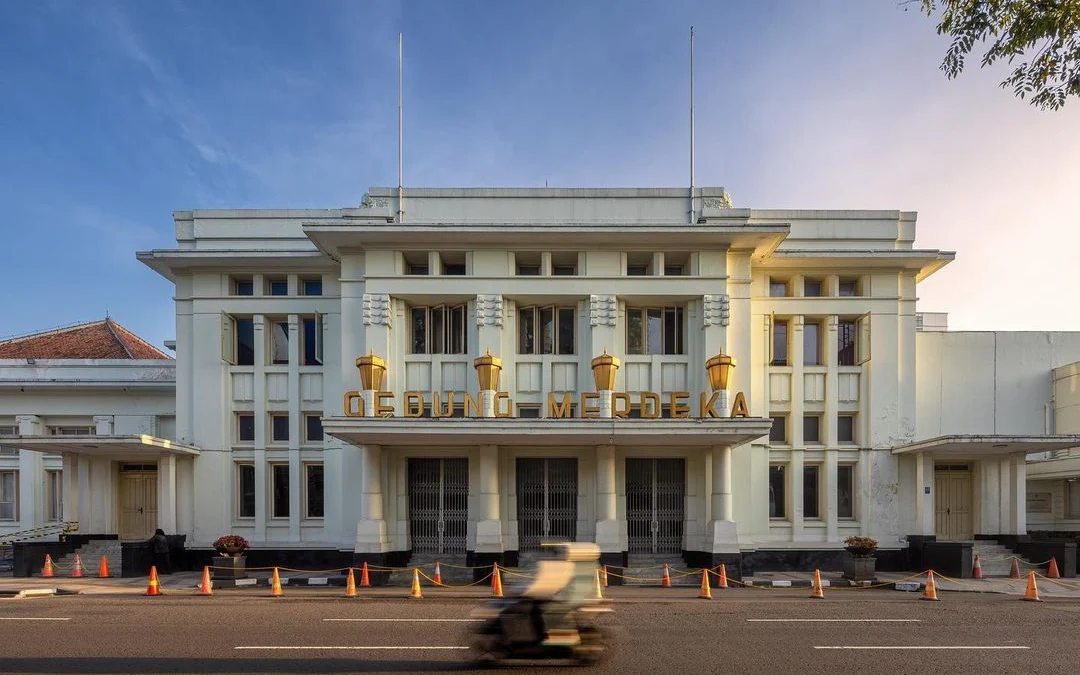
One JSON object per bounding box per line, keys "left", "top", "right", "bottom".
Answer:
{"left": 770, "top": 415, "right": 787, "bottom": 444}
{"left": 222, "top": 316, "right": 255, "bottom": 366}
{"left": 837, "top": 465, "right": 855, "bottom": 519}
{"left": 271, "top": 464, "right": 290, "bottom": 519}
{"left": 237, "top": 464, "right": 255, "bottom": 518}
{"left": 304, "top": 464, "right": 324, "bottom": 519}
{"left": 771, "top": 319, "right": 789, "bottom": 366}
{"left": 411, "top": 305, "right": 468, "bottom": 354}
{"left": 803, "top": 415, "right": 821, "bottom": 444}
{"left": 626, "top": 306, "right": 684, "bottom": 355}
{"left": 46, "top": 470, "right": 63, "bottom": 521}
{"left": 769, "top": 465, "right": 786, "bottom": 519}
{"left": 803, "top": 320, "right": 822, "bottom": 366}
{"left": 0, "top": 470, "right": 17, "bottom": 520}
{"left": 803, "top": 465, "right": 821, "bottom": 519}
{"left": 518, "top": 306, "right": 575, "bottom": 355}
{"left": 270, "top": 321, "right": 289, "bottom": 364}
{"left": 302, "top": 316, "right": 323, "bottom": 365}
{"left": 838, "top": 320, "right": 856, "bottom": 366}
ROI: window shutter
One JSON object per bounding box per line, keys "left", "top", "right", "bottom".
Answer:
{"left": 856, "top": 312, "right": 871, "bottom": 365}
{"left": 221, "top": 312, "right": 236, "bottom": 364}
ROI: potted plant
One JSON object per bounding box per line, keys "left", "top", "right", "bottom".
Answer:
{"left": 842, "top": 535, "right": 878, "bottom": 581}
{"left": 212, "top": 535, "right": 250, "bottom": 580}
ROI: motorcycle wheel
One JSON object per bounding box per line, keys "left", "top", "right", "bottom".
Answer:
{"left": 469, "top": 632, "right": 508, "bottom": 668}
{"left": 573, "top": 627, "right": 608, "bottom": 666}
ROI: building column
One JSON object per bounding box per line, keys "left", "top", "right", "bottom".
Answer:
{"left": 156, "top": 454, "right": 177, "bottom": 534}
{"left": 62, "top": 453, "right": 77, "bottom": 526}
{"left": 707, "top": 444, "right": 738, "bottom": 553}
{"left": 1011, "top": 454, "right": 1026, "bottom": 535}
{"left": 474, "top": 445, "right": 503, "bottom": 552}
{"left": 77, "top": 455, "right": 92, "bottom": 533}
{"left": 15, "top": 415, "right": 44, "bottom": 530}
{"left": 914, "top": 453, "right": 935, "bottom": 536}
{"left": 594, "top": 445, "right": 621, "bottom": 552}
{"left": 355, "top": 444, "right": 389, "bottom": 553}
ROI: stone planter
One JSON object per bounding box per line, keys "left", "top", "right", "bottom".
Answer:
{"left": 211, "top": 554, "right": 248, "bottom": 580}
{"left": 843, "top": 554, "right": 877, "bottom": 581}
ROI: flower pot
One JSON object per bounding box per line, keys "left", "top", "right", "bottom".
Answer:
{"left": 843, "top": 554, "right": 876, "bottom": 581}
{"left": 211, "top": 554, "right": 248, "bottom": 580}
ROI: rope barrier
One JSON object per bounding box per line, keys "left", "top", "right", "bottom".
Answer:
{"left": 416, "top": 569, "right": 494, "bottom": 588}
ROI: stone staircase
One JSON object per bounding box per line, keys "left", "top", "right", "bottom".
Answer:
{"left": 395, "top": 553, "right": 476, "bottom": 586}
{"left": 972, "top": 540, "right": 1026, "bottom": 577}
{"left": 50, "top": 539, "right": 122, "bottom": 577}
{"left": 622, "top": 554, "right": 695, "bottom": 585}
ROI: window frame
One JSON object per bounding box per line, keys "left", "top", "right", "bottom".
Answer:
{"left": 410, "top": 304, "right": 469, "bottom": 355}
{"left": 300, "top": 278, "right": 323, "bottom": 296}
{"left": 803, "top": 278, "right": 822, "bottom": 297}
{"left": 270, "top": 414, "right": 289, "bottom": 444}
{"left": 517, "top": 305, "right": 576, "bottom": 355}
{"left": 237, "top": 413, "right": 255, "bottom": 443}
{"left": 838, "top": 278, "right": 859, "bottom": 297}
{"left": 625, "top": 305, "right": 685, "bottom": 355}
{"left": 236, "top": 463, "right": 256, "bottom": 519}
{"left": 770, "top": 316, "right": 790, "bottom": 366}
{"left": 838, "top": 414, "right": 856, "bottom": 444}
{"left": 768, "top": 278, "right": 789, "bottom": 297}
{"left": 301, "top": 314, "right": 323, "bottom": 366}
{"left": 233, "top": 277, "right": 254, "bottom": 296}
{"left": 769, "top": 415, "right": 788, "bottom": 444}
{"left": 803, "top": 414, "right": 822, "bottom": 445}
{"left": 304, "top": 414, "right": 324, "bottom": 443}
{"left": 768, "top": 464, "right": 787, "bottom": 520}
{"left": 803, "top": 319, "right": 823, "bottom": 366}
{"left": 803, "top": 464, "right": 821, "bottom": 520}
{"left": 267, "top": 278, "right": 288, "bottom": 296}
{"left": 0, "top": 469, "right": 18, "bottom": 521}
{"left": 45, "top": 469, "right": 63, "bottom": 522}
{"left": 270, "top": 463, "right": 290, "bottom": 519}
{"left": 269, "top": 319, "right": 290, "bottom": 365}
{"left": 303, "top": 463, "right": 324, "bottom": 519}
{"left": 837, "top": 464, "right": 856, "bottom": 520}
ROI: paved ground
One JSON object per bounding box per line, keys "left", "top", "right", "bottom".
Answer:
{"left": 0, "top": 590, "right": 1075, "bottom": 674}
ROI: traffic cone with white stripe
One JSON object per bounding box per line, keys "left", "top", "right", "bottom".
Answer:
{"left": 145, "top": 565, "right": 161, "bottom": 596}
{"left": 1023, "top": 571, "right": 1042, "bottom": 602}
{"left": 359, "top": 561, "right": 371, "bottom": 587}
{"left": 810, "top": 569, "right": 825, "bottom": 599}
{"left": 433, "top": 561, "right": 443, "bottom": 586}
{"left": 196, "top": 566, "right": 213, "bottom": 596}
{"left": 71, "top": 553, "right": 84, "bottom": 578}
{"left": 42, "top": 554, "right": 55, "bottom": 578}
{"left": 661, "top": 563, "right": 671, "bottom": 588}
{"left": 972, "top": 554, "right": 983, "bottom": 580}
{"left": 492, "top": 562, "right": 504, "bottom": 598}
{"left": 409, "top": 568, "right": 423, "bottom": 599}
{"left": 270, "top": 567, "right": 283, "bottom": 597}
{"left": 717, "top": 563, "right": 729, "bottom": 589}
{"left": 1009, "top": 556, "right": 1021, "bottom": 579}
{"left": 1048, "top": 557, "right": 1061, "bottom": 579}
{"left": 345, "top": 568, "right": 357, "bottom": 597}
{"left": 921, "top": 570, "right": 939, "bottom": 601}
{"left": 698, "top": 569, "right": 712, "bottom": 599}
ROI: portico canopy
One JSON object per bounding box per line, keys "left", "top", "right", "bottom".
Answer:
{"left": 322, "top": 417, "right": 774, "bottom": 447}
{"left": 1, "top": 434, "right": 201, "bottom": 457}
{"left": 891, "top": 434, "right": 1080, "bottom": 458}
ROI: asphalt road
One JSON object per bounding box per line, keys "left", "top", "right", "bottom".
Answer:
{"left": 0, "top": 589, "right": 1075, "bottom": 674}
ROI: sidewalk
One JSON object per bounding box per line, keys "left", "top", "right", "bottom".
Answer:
{"left": 4, "top": 569, "right": 1080, "bottom": 599}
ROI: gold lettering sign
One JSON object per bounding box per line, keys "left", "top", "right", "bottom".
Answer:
{"left": 341, "top": 389, "right": 751, "bottom": 419}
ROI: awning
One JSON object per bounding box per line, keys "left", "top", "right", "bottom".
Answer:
{"left": 0, "top": 434, "right": 201, "bottom": 457}
{"left": 891, "top": 434, "right": 1080, "bottom": 458}
{"left": 322, "top": 417, "right": 774, "bottom": 448}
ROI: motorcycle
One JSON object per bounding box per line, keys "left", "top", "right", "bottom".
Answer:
{"left": 468, "top": 543, "right": 613, "bottom": 667}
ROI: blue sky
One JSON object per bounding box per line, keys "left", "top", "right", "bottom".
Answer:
{"left": 2, "top": 0, "right": 1078, "bottom": 351}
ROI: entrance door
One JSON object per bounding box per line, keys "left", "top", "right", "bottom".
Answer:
{"left": 626, "top": 458, "right": 686, "bottom": 554}
{"left": 934, "top": 464, "right": 972, "bottom": 540}
{"left": 119, "top": 469, "right": 158, "bottom": 541}
{"left": 516, "top": 458, "right": 578, "bottom": 551}
{"left": 408, "top": 458, "right": 468, "bottom": 554}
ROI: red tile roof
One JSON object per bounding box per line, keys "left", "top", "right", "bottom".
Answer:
{"left": 0, "top": 319, "right": 172, "bottom": 360}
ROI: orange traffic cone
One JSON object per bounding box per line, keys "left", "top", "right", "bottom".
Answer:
{"left": 810, "top": 569, "right": 825, "bottom": 599}
{"left": 491, "top": 562, "right": 504, "bottom": 598}
{"left": 1048, "top": 557, "right": 1061, "bottom": 579}
{"left": 1023, "top": 571, "right": 1042, "bottom": 602}
{"left": 717, "top": 564, "right": 729, "bottom": 589}
{"left": 594, "top": 569, "right": 605, "bottom": 599}
{"left": 145, "top": 565, "right": 161, "bottom": 596}
{"left": 97, "top": 555, "right": 111, "bottom": 578}
{"left": 661, "top": 563, "right": 671, "bottom": 588}
{"left": 972, "top": 554, "right": 983, "bottom": 580}
{"left": 1009, "top": 556, "right": 1021, "bottom": 579}
{"left": 409, "top": 568, "right": 423, "bottom": 599}
{"left": 433, "top": 561, "right": 443, "bottom": 586}
{"left": 196, "top": 566, "right": 213, "bottom": 596}
{"left": 71, "top": 553, "right": 84, "bottom": 578}
{"left": 601, "top": 565, "right": 608, "bottom": 587}
{"left": 699, "top": 569, "right": 712, "bottom": 599}
{"left": 359, "top": 561, "right": 371, "bottom": 587}
{"left": 270, "top": 567, "right": 283, "bottom": 597}
{"left": 345, "top": 568, "right": 357, "bottom": 597}
{"left": 42, "top": 554, "right": 55, "bottom": 578}
{"left": 921, "top": 570, "right": 939, "bottom": 601}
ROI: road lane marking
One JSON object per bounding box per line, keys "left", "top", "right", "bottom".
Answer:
{"left": 814, "top": 646, "right": 1029, "bottom": 650}
{"left": 235, "top": 646, "right": 469, "bottom": 651}
{"left": 0, "top": 617, "right": 71, "bottom": 621}
{"left": 748, "top": 619, "right": 920, "bottom": 623}
{"left": 323, "top": 618, "right": 480, "bottom": 622}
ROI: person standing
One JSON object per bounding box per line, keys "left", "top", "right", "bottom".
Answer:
{"left": 149, "top": 528, "right": 171, "bottom": 575}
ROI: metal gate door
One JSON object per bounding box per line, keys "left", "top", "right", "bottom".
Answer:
{"left": 626, "top": 458, "right": 685, "bottom": 554}
{"left": 516, "top": 458, "right": 578, "bottom": 551}
{"left": 408, "top": 458, "right": 468, "bottom": 554}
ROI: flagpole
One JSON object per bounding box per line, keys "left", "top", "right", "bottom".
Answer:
{"left": 689, "top": 25, "right": 695, "bottom": 224}
{"left": 397, "top": 32, "right": 405, "bottom": 223}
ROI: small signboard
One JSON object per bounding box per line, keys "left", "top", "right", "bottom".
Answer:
{"left": 1027, "top": 492, "right": 1052, "bottom": 514}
